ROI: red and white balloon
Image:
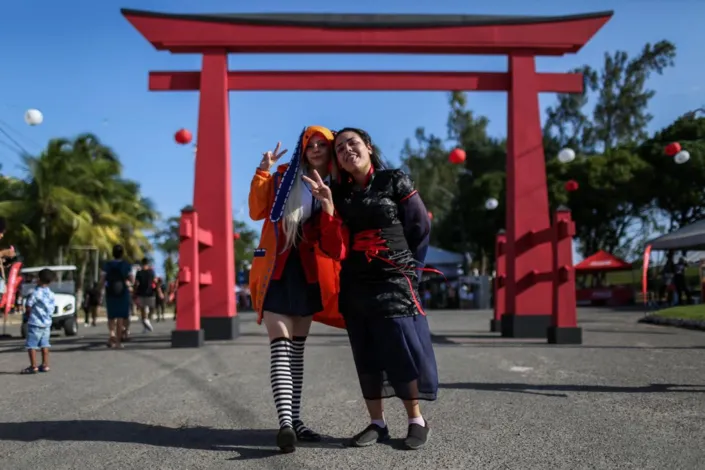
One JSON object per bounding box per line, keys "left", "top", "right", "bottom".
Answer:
{"left": 664, "top": 142, "right": 691, "bottom": 164}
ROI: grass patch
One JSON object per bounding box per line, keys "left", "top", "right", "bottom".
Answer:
{"left": 605, "top": 266, "right": 701, "bottom": 286}
{"left": 651, "top": 304, "right": 705, "bottom": 321}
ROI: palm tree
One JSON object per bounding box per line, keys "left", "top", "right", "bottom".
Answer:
{"left": 154, "top": 216, "right": 180, "bottom": 283}
{"left": 0, "top": 134, "right": 159, "bottom": 290}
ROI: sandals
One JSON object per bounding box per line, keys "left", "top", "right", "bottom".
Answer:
{"left": 21, "top": 365, "right": 50, "bottom": 374}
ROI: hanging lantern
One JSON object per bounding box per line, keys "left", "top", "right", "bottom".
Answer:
{"left": 565, "top": 180, "right": 579, "bottom": 192}
{"left": 664, "top": 142, "right": 682, "bottom": 157}
{"left": 175, "top": 128, "right": 193, "bottom": 145}
{"left": 448, "top": 148, "right": 466, "bottom": 165}
{"left": 427, "top": 211, "right": 434, "bottom": 221}
{"left": 557, "top": 148, "right": 576, "bottom": 163}
{"left": 674, "top": 150, "right": 690, "bottom": 164}
{"left": 484, "top": 198, "right": 499, "bottom": 210}
{"left": 24, "top": 109, "right": 43, "bottom": 126}
{"left": 233, "top": 232, "right": 241, "bottom": 241}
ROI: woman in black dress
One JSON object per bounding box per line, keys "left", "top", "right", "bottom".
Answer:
{"left": 304, "top": 127, "right": 438, "bottom": 451}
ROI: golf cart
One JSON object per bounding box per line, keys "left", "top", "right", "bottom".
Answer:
{"left": 20, "top": 265, "right": 79, "bottom": 338}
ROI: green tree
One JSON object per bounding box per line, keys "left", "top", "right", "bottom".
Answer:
{"left": 638, "top": 116, "right": 705, "bottom": 230}
{"left": 154, "top": 215, "right": 260, "bottom": 278}
{"left": 546, "top": 149, "right": 650, "bottom": 258}
{"left": 401, "top": 92, "right": 506, "bottom": 269}
{"left": 0, "top": 133, "right": 158, "bottom": 287}
{"left": 542, "top": 40, "right": 677, "bottom": 258}
{"left": 400, "top": 128, "right": 456, "bottom": 225}
{"left": 153, "top": 216, "right": 180, "bottom": 283}
{"left": 233, "top": 220, "right": 258, "bottom": 272}
{"left": 545, "top": 40, "right": 676, "bottom": 153}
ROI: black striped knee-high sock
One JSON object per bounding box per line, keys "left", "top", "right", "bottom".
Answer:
{"left": 270, "top": 337, "right": 293, "bottom": 429}
{"left": 291, "top": 336, "right": 306, "bottom": 425}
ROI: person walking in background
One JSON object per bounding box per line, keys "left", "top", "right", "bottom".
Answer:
{"left": 21, "top": 268, "right": 55, "bottom": 374}
{"left": 100, "top": 245, "right": 134, "bottom": 349}
{"left": 673, "top": 256, "right": 690, "bottom": 305}
{"left": 83, "top": 282, "right": 101, "bottom": 327}
{"left": 133, "top": 258, "right": 155, "bottom": 333}
{"left": 153, "top": 276, "right": 166, "bottom": 321}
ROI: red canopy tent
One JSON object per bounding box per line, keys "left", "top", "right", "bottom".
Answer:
{"left": 574, "top": 251, "right": 634, "bottom": 306}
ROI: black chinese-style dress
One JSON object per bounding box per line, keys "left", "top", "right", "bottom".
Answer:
{"left": 323, "top": 168, "right": 439, "bottom": 401}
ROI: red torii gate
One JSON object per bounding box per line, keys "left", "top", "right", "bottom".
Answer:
{"left": 122, "top": 9, "right": 612, "bottom": 347}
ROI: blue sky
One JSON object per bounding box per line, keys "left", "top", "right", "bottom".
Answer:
{"left": 0, "top": 0, "right": 703, "bottom": 271}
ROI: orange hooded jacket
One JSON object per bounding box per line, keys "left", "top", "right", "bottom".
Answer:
{"left": 248, "top": 125, "right": 346, "bottom": 329}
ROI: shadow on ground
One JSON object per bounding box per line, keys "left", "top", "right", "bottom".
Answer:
{"left": 428, "top": 333, "right": 705, "bottom": 350}
{"left": 0, "top": 420, "right": 351, "bottom": 460}
{"left": 440, "top": 382, "right": 705, "bottom": 398}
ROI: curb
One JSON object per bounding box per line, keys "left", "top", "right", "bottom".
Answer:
{"left": 638, "top": 315, "right": 705, "bottom": 332}
{"left": 2, "top": 313, "right": 176, "bottom": 327}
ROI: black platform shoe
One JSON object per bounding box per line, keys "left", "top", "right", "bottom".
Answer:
{"left": 276, "top": 426, "right": 297, "bottom": 453}
{"left": 293, "top": 420, "right": 322, "bottom": 442}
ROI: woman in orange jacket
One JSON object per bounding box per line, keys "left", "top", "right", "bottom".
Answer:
{"left": 248, "top": 125, "right": 344, "bottom": 453}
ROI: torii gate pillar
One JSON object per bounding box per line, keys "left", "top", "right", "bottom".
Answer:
{"left": 191, "top": 51, "right": 237, "bottom": 340}
{"left": 502, "top": 54, "right": 554, "bottom": 337}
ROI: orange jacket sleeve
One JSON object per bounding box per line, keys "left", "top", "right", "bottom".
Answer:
{"left": 249, "top": 168, "right": 275, "bottom": 221}
{"left": 319, "top": 212, "right": 348, "bottom": 261}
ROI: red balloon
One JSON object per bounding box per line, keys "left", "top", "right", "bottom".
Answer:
{"left": 449, "top": 148, "right": 466, "bottom": 165}
{"left": 233, "top": 232, "right": 241, "bottom": 241}
{"left": 565, "top": 180, "right": 579, "bottom": 192}
{"left": 427, "top": 211, "right": 434, "bottom": 221}
{"left": 664, "top": 142, "right": 682, "bottom": 157}
{"left": 175, "top": 128, "right": 192, "bottom": 145}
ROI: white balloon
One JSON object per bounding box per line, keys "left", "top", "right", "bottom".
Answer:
{"left": 557, "top": 147, "right": 576, "bottom": 163}
{"left": 674, "top": 150, "right": 690, "bottom": 164}
{"left": 485, "top": 198, "right": 499, "bottom": 210}
{"left": 24, "top": 109, "right": 43, "bottom": 126}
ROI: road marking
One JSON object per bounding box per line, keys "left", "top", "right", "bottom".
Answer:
{"left": 509, "top": 366, "right": 534, "bottom": 373}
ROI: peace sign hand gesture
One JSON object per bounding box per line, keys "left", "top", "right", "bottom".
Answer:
{"left": 302, "top": 170, "right": 334, "bottom": 216}
{"left": 259, "top": 142, "right": 288, "bottom": 171}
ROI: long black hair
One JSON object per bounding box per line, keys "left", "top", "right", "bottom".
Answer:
{"left": 333, "top": 127, "right": 385, "bottom": 188}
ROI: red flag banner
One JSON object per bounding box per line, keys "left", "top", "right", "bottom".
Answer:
{"left": 642, "top": 245, "right": 652, "bottom": 306}
{"left": 1, "top": 263, "right": 23, "bottom": 314}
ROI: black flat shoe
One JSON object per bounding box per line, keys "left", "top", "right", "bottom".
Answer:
{"left": 293, "top": 420, "right": 322, "bottom": 442}
{"left": 276, "top": 426, "right": 297, "bottom": 453}
{"left": 404, "top": 420, "right": 430, "bottom": 450}
{"left": 348, "top": 423, "right": 390, "bottom": 447}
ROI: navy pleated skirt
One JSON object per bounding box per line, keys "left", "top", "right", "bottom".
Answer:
{"left": 344, "top": 313, "right": 438, "bottom": 401}
{"left": 262, "top": 245, "right": 323, "bottom": 317}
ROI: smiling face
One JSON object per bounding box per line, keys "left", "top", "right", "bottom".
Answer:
{"left": 334, "top": 130, "right": 373, "bottom": 174}
{"left": 304, "top": 133, "right": 332, "bottom": 170}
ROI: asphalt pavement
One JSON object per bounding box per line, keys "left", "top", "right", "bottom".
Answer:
{"left": 0, "top": 308, "right": 703, "bottom": 470}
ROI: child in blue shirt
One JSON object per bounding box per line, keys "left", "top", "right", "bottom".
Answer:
{"left": 22, "top": 268, "right": 56, "bottom": 374}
